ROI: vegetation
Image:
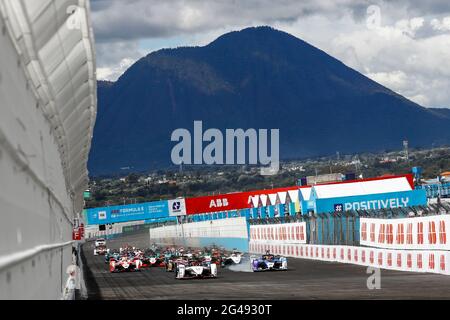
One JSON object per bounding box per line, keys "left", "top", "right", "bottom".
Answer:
{"left": 85, "top": 146, "right": 450, "bottom": 209}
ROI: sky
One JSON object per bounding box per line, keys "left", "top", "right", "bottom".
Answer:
{"left": 90, "top": 0, "right": 450, "bottom": 108}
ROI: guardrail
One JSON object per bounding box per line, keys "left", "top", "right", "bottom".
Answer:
{"left": 0, "top": 241, "right": 73, "bottom": 271}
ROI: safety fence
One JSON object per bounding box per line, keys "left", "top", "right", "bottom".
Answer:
{"left": 249, "top": 243, "right": 450, "bottom": 275}
{"left": 417, "top": 183, "right": 450, "bottom": 198}
{"left": 249, "top": 214, "right": 359, "bottom": 246}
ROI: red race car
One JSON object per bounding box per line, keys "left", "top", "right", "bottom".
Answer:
{"left": 109, "top": 255, "right": 142, "bottom": 273}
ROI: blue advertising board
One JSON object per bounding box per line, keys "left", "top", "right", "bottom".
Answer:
{"left": 86, "top": 200, "right": 170, "bottom": 225}
{"left": 313, "top": 189, "right": 427, "bottom": 214}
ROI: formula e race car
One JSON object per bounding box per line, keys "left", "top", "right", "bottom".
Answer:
{"left": 109, "top": 256, "right": 142, "bottom": 273}
{"left": 251, "top": 254, "right": 288, "bottom": 272}
{"left": 141, "top": 255, "right": 166, "bottom": 268}
{"left": 221, "top": 251, "right": 243, "bottom": 267}
{"left": 105, "top": 251, "right": 120, "bottom": 263}
{"left": 94, "top": 245, "right": 108, "bottom": 256}
{"left": 95, "top": 238, "right": 106, "bottom": 247}
{"left": 166, "top": 255, "right": 191, "bottom": 272}
{"left": 175, "top": 260, "right": 218, "bottom": 280}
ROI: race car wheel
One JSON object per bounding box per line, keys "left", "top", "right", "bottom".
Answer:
{"left": 176, "top": 265, "right": 186, "bottom": 279}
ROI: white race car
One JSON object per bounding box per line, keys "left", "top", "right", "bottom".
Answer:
{"left": 221, "top": 251, "right": 242, "bottom": 266}
{"left": 95, "top": 238, "right": 106, "bottom": 247}
{"left": 175, "top": 260, "right": 217, "bottom": 280}
{"left": 94, "top": 245, "right": 108, "bottom": 256}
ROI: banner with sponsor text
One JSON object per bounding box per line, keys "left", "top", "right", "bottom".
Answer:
{"left": 360, "top": 215, "right": 449, "bottom": 251}
{"left": 250, "top": 222, "right": 307, "bottom": 244}
{"left": 249, "top": 242, "right": 450, "bottom": 276}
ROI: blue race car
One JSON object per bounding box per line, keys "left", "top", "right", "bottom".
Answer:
{"left": 251, "top": 253, "right": 288, "bottom": 272}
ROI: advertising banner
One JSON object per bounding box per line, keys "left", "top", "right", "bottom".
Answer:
{"left": 86, "top": 200, "right": 169, "bottom": 225}
{"left": 360, "top": 215, "right": 450, "bottom": 250}
{"left": 315, "top": 189, "right": 427, "bottom": 214}
{"left": 250, "top": 222, "right": 307, "bottom": 244}
{"left": 168, "top": 198, "right": 187, "bottom": 216}
{"left": 185, "top": 186, "right": 299, "bottom": 215}
{"left": 186, "top": 193, "right": 250, "bottom": 215}
{"left": 248, "top": 242, "right": 450, "bottom": 275}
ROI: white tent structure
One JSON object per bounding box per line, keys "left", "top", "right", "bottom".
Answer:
{"left": 277, "top": 191, "right": 288, "bottom": 204}
{"left": 0, "top": 0, "right": 96, "bottom": 299}
{"left": 312, "top": 177, "right": 413, "bottom": 200}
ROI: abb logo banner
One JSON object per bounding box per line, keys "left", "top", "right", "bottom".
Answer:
{"left": 248, "top": 242, "right": 450, "bottom": 276}
{"left": 185, "top": 193, "right": 250, "bottom": 215}
{"left": 185, "top": 186, "right": 299, "bottom": 215}
{"left": 360, "top": 215, "right": 449, "bottom": 250}
{"left": 250, "top": 222, "right": 307, "bottom": 244}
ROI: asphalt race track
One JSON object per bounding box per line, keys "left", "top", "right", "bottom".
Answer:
{"left": 81, "top": 232, "right": 450, "bottom": 300}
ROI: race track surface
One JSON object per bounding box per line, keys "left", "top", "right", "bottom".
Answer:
{"left": 81, "top": 233, "right": 450, "bottom": 300}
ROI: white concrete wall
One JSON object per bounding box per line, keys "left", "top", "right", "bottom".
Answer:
{"left": 85, "top": 221, "right": 146, "bottom": 239}
{"left": 0, "top": 1, "right": 96, "bottom": 299}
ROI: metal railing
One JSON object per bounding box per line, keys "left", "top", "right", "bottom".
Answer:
{"left": 417, "top": 183, "right": 450, "bottom": 198}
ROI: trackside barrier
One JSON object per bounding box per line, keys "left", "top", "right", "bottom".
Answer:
{"left": 360, "top": 215, "right": 450, "bottom": 250}
{"left": 149, "top": 217, "right": 249, "bottom": 252}
{"left": 249, "top": 243, "right": 450, "bottom": 275}
{"left": 85, "top": 221, "right": 147, "bottom": 239}
{"left": 250, "top": 222, "right": 307, "bottom": 244}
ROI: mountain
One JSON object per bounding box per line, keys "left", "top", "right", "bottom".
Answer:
{"left": 89, "top": 26, "right": 450, "bottom": 175}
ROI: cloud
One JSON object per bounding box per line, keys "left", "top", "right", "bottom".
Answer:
{"left": 90, "top": 0, "right": 364, "bottom": 41}
{"left": 326, "top": 14, "right": 450, "bottom": 107}
{"left": 90, "top": 0, "right": 450, "bottom": 108}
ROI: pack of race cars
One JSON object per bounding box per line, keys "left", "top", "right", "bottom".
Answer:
{"left": 94, "top": 240, "right": 288, "bottom": 279}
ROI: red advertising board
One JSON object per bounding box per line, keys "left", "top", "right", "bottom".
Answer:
{"left": 72, "top": 228, "right": 81, "bottom": 241}
{"left": 185, "top": 186, "right": 300, "bottom": 215}
{"left": 184, "top": 174, "right": 413, "bottom": 215}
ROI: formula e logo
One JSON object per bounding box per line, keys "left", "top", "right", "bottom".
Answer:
{"left": 168, "top": 199, "right": 186, "bottom": 216}
{"left": 210, "top": 198, "right": 229, "bottom": 209}
{"left": 98, "top": 211, "right": 107, "bottom": 220}
{"left": 334, "top": 204, "right": 344, "bottom": 212}
{"left": 172, "top": 202, "right": 181, "bottom": 212}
